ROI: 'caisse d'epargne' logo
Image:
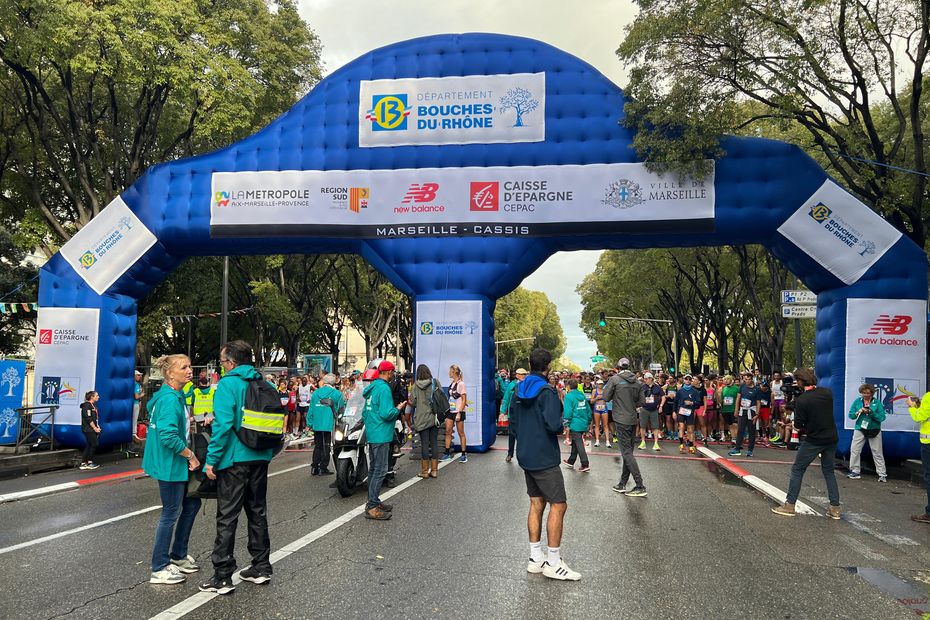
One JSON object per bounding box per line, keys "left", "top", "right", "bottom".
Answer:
{"left": 602, "top": 179, "right": 644, "bottom": 210}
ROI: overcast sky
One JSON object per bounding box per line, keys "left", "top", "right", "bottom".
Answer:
{"left": 297, "top": 0, "right": 639, "bottom": 367}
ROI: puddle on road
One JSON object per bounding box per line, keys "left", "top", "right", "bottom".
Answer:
{"left": 850, "top": 567, "right": 930, "bottom": 617}
{"left": 705, "top": 460, "right": 748, "bottom": 487}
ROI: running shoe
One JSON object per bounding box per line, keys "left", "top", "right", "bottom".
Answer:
{"left": 878, "top": 475, "right": 888, "bottom": 483}
{"left": 594, "top": 441, "right": 600, "bottom": 447}
{"left": 542, "top": 559, "right": 581, "bottom": 581}
{"left": 637, "top": 440, "right": 646, "bottom": 450}
{"left": 239, "top": 566, "right": 271, "bottom": 584}
{"left": 527, "top": 558, "right": 546, "bottom": 574}
{"left": 771, "top": 434, "right": 782, "bottom": 442}
{"left": 728, "top": 449, "right": 742, "bottom": 456}
{"left": 170, "top": 555, "right": 200, "bottom": 574}
{"left": 579, "top": 465, "right": 590, "bottom": 473}
{"left": 505, "top": 455, "right": 513, "bottom": 463}
{"left": 150, "top": 564, "right": 186, "bottom": 585}
{"left": 745, "top": 451, "right": 753, "bottom": 457}
{"left": 911, "top": 513, "right": 930, "bottom": 524}
{"left": 679, "top": 444, "right": 685, "bottom": 454}
{"left": 627, "top": 487, "right": 648, "bottom": 497}
{"left": 688, "top": 446, "right": 696, "bottom": 454}
{"left": 847, "top": 472, "right": 861, "bottom": 479}
{"left": 198, "top": 575, "right": 235, "bottom": 594}
{"left": 85, "top": 462, "right": 100, "bottom": 470}
{"left": 459, "top": 453, "right": 468, "bottom": 463}
{"left": 562, "top": 460, "right": 574, "bottom": 470}
{"left": 612, "top": 484, "right": 628, "bottom": 494}
{"left": 78, "top": 462, "right": 90, "bottom": 470}
{"left": 652, "top": 442, "right": 661, "bottom": 451}
{"left": 605, "top": 442, "right": 613, "bottom": 448}
{"left": 439, "top": 453, "right": 452, "bottom": 462}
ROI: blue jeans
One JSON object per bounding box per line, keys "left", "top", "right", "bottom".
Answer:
{"left": 152, "top": 480, "right": 201, "bottom": 571}
{"left": 786, "top": 441, "right": 839, "bottom": 506}
{"left": 367, "top": 442, "right": 390, "bottom": 509}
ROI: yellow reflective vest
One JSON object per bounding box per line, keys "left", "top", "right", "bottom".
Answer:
{"left": 908, "top": 395, "right": 930, "bottom": 444}
{"left": 192, "top": 386, "right": 215, "bottom": 420}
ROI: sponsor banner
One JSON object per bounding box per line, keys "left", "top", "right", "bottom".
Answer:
{"left": 415, "top": 301, "right": 483, "bottom": 447}
{"left": 777, "top": 180, "right": 901, "bottom": 285}
{"left": 359, "top": 73, "right": 545, "bottom": 148}
{"left": 210, "top": 162, "right": 715, "bottom": 239}
{"left": 844, "top": 299, "right": 926, "bottom": 432}
{"left": 33, "top": 308, "right": 99, "bottom": 426}
{"left": 60, "top": 197, "right": 158, "bottom": 295}
{"left": 0, "top": 360, "right": 27, "bottom": 445}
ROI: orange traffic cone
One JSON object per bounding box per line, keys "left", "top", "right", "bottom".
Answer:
{"left": 788, "top": 427, "right": 800, "bottom": 450}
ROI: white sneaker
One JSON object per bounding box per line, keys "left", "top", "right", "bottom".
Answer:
{"left": 150, "top": 564, "right": 186, "bottom": 584}
{"left": 542, "top": 559, "right": 581, "bottom": 581}
{"left": 526, "top": 558, "right": 545, "bottom": 574}
{"left": 170, "top": 555, "right": 200, "bottom": 574}
{"left": 594, "top": 441, "right": 600, "bottom": 447}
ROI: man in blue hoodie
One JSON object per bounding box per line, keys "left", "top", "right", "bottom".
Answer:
{"left": 510, "top": 348, "right": 581, "bottom": 581}
{"left": 200, "top": 340, "right": 274, "bottom": 595}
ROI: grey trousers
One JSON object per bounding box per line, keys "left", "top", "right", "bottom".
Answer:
{"left": 617, "top": 423, "right": 644, "bottom": 487}
{"left": 849, "top": 429, "right": 887, "bottom": 477}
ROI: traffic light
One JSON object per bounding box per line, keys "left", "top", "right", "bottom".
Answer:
{"left": 598, "top": 312, "right": 606, "bottom": 327}
{"left": 669, "top": 366, "right": 676, "bottom": 374}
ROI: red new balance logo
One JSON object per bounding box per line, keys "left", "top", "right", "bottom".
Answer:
{"left": 868, "top": 315, "right": 912, "bottom": 335}
{"left": 401, "top": 183, "right": 439, "bottom": 203}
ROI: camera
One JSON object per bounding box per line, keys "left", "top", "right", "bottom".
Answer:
{"left": 781, "top": 375, "right": 801, "bottom": 410}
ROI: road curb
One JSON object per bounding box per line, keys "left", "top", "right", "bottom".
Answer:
{"left": 697, "top": 446, "right": 820, "bottom": 516}
{"left": 0, "top": 468, "right": 148, "bottom": 505}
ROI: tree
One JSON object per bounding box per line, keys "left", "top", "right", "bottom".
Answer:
{"left": 494, "top": 287, "right": 566, "bottom": 368}
{"left": 0, "top": 406, "right": 16, "bottom": 437}
{"left": 618, "top": 0, "right": 929, "bottom": 248}
{"left": 332, "top": 256, "right": 406, "bottom": 361}
{"left": 1, "top": 365, "right": 21, "bottom": 397}
{"left": 499, "top": 87, "right": 540, "bottom": 127}
{"left": 0, "top": 228, "right": 38, "bottom": 355}
{"left": 0, "top": 0, "right": 323, "bottom": 252}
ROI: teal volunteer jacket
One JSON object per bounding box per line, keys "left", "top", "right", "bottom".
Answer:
{"left": 142, "top": 383, "right": 191, "bottom": 482}
{"left": 206, "top": 365, "right": 274, "bottom": 470}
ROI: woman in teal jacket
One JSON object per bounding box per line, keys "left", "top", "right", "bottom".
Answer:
{"left": 310, "top": 374, "right": 345, "bottom": 476}
{"left": 847, "top": 383, "right": 888, "bottom": 482}
{"left": 142, "top": 354, "right": 201, "bottom": 585}
{"left": 562, "top": 378, "right": 592, "bottom": 471}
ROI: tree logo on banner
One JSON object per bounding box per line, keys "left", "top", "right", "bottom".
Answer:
{"left": 0, "top": 408, "right": 16, "bottom": 438}
{"left": 602, "top": 178, "right": 644, "bottom": 210}
{"left": 499, "top": 88, "right": 539, "bottom": 127}
{"left": 465, "top": 320, "right": 479, "bottom": 335}
{"left": 1, "top": 366, "right": 21, "bottom": 397}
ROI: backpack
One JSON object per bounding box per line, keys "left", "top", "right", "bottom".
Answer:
{"left": 430, "top": 379, "right": 451, "bottom": 423}
{"left": 236, "top": 376, "right": 287, "bottom": 451}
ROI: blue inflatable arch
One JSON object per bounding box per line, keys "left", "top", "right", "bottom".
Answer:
{"left": 36, "top": 33, "right": 927, "bottom": 458}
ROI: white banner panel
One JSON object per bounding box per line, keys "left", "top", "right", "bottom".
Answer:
{"left": 60, "top": 197, "right": 158, "bottom": 295}
{"left": 845, "top": 298, "right": 926, "bottom": 432}
{"left": 33, "top": 308, "right": 100, "bottom": 426}
{"left": 210, "top": 162, "right": 714, "bottom": 239}
{"left": 359, "top": 73, "right": 545, "bottom": 147}
{"left": 777, "top": 180, "right": 901, "bottom": 285}
{"left": 414, "top": 300, "right": 483, "bottom": 447}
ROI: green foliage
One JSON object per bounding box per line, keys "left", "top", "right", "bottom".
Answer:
{"left": 619, "top": 0, "right": 929, "bottom": 247}
{"left": 494, "top": 287, "right": 566, "bottom": 368}
{"left": 0, "top": 229, "right": 38, "bottom": 354}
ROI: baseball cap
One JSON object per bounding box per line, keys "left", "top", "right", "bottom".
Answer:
{"left": 377, "top": 360, "right": 395, "bottom": 372}
{"left": 616, "top": 357, "right": 630, "bottom": 368}
{"left": 515, "top": 368, "right": 528, "bottom": 375}
{"left": 596, "top": 379, "right": 604, "bottom": 384}
{"left": 643, "top": 372, "right": 653, "bottom": 379}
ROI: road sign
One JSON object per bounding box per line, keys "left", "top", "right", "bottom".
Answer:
{"left": 590, "top": 355, "right": 606, "bottom": 363}
{"left": 782, "top": 304, "right": 816, "bottom": 319}
{"left": 649, "top": 363, "right": 662, "bottom": 372}
{"left": 781, "top": 290, "right": 816, "bottom": 304}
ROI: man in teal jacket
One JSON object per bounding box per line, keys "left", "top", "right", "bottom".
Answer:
{"left": 562, "top": 378, "right": 592, "bottom": 471}
{"left": 200, "top": 340, "right": 274, "bottom": 595}
{"left": 310, "top": 373, "right": 345, "bottom": 476}
{"left": 362, "top": 360, "right": 401, "bottom": 521}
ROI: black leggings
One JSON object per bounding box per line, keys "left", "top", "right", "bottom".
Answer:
{"left": 419, "top": 426, "right": 439, "bottom": 460}
{"left": 82, "top": 430, "right": 98, "bottom": 462}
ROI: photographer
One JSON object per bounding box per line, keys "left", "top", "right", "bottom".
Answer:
{"left": 771, "top": 368, "right": 841, "bottom": 520}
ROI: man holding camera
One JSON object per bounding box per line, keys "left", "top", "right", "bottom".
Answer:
{"left": 771, "top": 368, "right": 841, "bottom": 519}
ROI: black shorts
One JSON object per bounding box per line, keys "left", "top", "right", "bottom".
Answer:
{"left": 721, "top": 411, "right": 735, "bottom": 426}
{"left": 524, "top": 466, "right": 567, "bottom": 504}
{"left": 447, "top": 411, "right": 466, "bottom": 423}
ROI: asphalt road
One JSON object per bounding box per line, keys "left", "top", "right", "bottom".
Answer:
{"left": 0, "top": 441, "right": 925, "bottom": 619}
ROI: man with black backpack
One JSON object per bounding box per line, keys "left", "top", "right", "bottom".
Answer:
{"left": 200, "top": 340, "right": 278, "bottom": 595}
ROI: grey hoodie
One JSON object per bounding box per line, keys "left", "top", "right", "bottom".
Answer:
{"left": 603, "top": 370, "right": 645, "bottom": 425}
{"left": 411, "top": 377, "right": 440, "bottom": 432}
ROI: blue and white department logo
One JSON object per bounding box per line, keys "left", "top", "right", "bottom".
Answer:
{"left": 602, "top": 179, "right": 645, "bottom": 210}
{"left": 419, "top": 322, "right": 434, "bottom": 335}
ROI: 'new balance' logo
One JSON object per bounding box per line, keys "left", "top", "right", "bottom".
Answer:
{"left": 867, "top": 315, "right": 912, "bottom": 335}
{"left": 401, "top": 183, "right": 439, "bottom": 203}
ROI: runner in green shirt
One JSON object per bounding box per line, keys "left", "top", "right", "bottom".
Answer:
{"left": 717, "top": 375, "right": 740, "bottom": 445}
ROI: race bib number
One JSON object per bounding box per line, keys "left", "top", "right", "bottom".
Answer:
{"left": 668, "top": 390, "right": 676, "bottom": 399}
{"left": 645, "top": 396, "right": 655, "bottom": 404}
{"left": 280, "top": 396, "right": 289, "bottom": 407}
{"left": 723, "top": 396, "right": 734, "bottom": 406}
{"left": 740, "top": 398, "right": 751, "bottom": 408}
{"left": 679, "top": 407, "right": 692, "bottom": 416}
{"left": 449, "top": 397, "right": 458, "bottom": 413}
{"left": 595, "top": 403, "right": 606, "bottom": 412}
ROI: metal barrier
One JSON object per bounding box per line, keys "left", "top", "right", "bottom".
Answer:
{"left": 15, "top": 405, "right": 58, "bottom": 451}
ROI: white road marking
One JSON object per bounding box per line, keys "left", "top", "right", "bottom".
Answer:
{"left": 0, "top": 505, "right": 162, "bottom": 555}
{"left": 0, "top": 462, "right": 311, "bottom": 555}
{"left": 0, "top": 482, "right": 80, "bottom": 503}
{"left": 150, "top": 457, "right": 456, "bottom": 620}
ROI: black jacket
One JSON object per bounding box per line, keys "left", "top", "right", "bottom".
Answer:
{"left": 794, "top": 387, "right": 838, "bottom": 446}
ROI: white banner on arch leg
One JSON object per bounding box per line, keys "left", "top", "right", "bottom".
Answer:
{"left": 844, "top": 298, "right": 926, "bottom": 432}
{"left": 414, "top": 300, "right": 483, "bottom": 448}
{"left": 33, "top": 308, "right": 100, "bottom": 426}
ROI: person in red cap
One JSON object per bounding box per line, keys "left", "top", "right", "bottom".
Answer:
{"left": 362, "top": 360, "right": 402, "bottom": 520}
